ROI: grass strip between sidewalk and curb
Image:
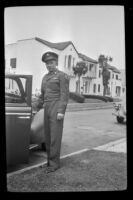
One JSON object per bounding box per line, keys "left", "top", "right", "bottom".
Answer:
{"left": 7, "top": 149, "right": 127, "bottom": 192}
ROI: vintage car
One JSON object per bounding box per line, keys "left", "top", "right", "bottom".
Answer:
{"left": 5, "top": 74, "right": 45, "bottom": 166}
{"left": 112, "top": 93, "right": 126, "bottom": 124}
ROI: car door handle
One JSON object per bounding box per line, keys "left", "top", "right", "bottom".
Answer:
{"left": 18, "top": 116, "right": 30, "bottom": 119}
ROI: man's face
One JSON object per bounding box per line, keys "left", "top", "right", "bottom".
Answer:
{"left": 45, "top": 59, "right": 57, "bottom": 73}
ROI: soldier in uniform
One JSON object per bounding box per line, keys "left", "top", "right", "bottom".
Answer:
{"left": 39, "top": 51, "right": 69, "bottom": 173}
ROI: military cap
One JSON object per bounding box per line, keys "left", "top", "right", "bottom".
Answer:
{"left": 42, "top": 51, "right": 58, "bottom": 63}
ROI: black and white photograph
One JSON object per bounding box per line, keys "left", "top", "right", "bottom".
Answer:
{"left": 5, "top": 5, "right": 126, "bottom": 192}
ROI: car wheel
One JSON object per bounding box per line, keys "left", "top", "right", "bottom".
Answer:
{"left": 117, "top": 116, "right": 124, "bottom": 123}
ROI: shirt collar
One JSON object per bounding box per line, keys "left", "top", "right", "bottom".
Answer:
{"left": 48, "top": 68, "right": 58, "bottom": 75}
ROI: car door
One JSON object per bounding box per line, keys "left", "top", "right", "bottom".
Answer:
{"left": 5, "top": 74, "right": 32, "bottom": 166}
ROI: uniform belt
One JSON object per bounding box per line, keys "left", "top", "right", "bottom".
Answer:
{"left": 44, "top": 98, "right": 60, "bottom": 102}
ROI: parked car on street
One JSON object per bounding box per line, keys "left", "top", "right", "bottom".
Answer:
{"left": 5, "top": 74, "right": 45, "bottom": 166}
{"left": 112, "top": 93, "right": 126, "bottom": 124}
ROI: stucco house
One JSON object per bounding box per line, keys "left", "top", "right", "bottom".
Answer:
{"left": 5, "top": 37, "right": 80, "bottom": 94}
{"left": 96, "top": 63, "right": 122, "bottom": 97}
{"left": 5, "top": 37, "right": 123, "bottom": 97}
{"left": 78, "top": 56, "right": 122, "bottom": 97}
{"left": 78, "top": 53, "right": 98, "bottom": 95}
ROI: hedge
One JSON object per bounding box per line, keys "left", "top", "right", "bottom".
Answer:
{"left": 69, "top": 92, "right": 85, "bottom": 103}
{"left": 83, "top": 94, "right": 113, "bottom": 102}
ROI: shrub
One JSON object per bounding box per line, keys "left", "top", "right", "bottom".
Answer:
{"left": 69, "top": 92, "right": 85, "bottom": 103}
{"left": 83, "top": 94, "right": 110, "bottom": 102}
{"left": 113, "top": 97, "right": 122, "bottom": 102}
{"left": 105, "top": 96, "right": 113, "bottom": 102}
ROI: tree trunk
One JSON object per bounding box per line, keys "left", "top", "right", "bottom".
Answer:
{"left": 103, "top": 85, "right": 107, "bottom": 96}
{"left": 78, "top": 76, "right": 80, "bottom": 94}
{"left": 76, "top": 78, "right": 80, "bottom": 94}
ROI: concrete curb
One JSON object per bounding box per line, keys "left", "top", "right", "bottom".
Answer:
{"left": 7, "top": 138, "right": 126, "bottom": 177}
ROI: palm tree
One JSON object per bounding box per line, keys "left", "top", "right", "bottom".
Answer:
{"left": 98, "top": 55, "right": 113, "bottom": 96}
{"left": 73, "top": 61, "right": 88, "bottom": 94}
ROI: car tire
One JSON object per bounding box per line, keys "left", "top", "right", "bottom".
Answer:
{"left": 117, "top": 116, "right": 124, "bottom": 123}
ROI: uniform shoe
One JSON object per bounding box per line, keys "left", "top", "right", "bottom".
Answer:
{"left": 45, "top": 166, "right": 60, "bottom": 173}
{"left": 40, "top": 162, "right": 49, "bottom": 169}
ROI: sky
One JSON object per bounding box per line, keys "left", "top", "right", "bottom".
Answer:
{"left": 4, "top": 6, "right": 125, "bottom": 69}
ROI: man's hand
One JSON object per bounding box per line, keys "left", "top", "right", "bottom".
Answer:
{"left": 57, "top": 113, "right": 64, "bottom": 120}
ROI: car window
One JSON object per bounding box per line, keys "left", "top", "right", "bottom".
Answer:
{"left": 20, "top": 78, "right": 26, "bottom": 92}
{"left": 5, "top": 78, "right": 25, "bottom": 103}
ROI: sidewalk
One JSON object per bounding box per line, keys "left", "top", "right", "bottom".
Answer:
{"left": 94, "top": 138, "right": 126, "bottom": 153}
{"left": 66, "top": 102, "right": 113, "bottom": 112}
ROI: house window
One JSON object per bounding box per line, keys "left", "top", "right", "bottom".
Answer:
{"left": 108, "top": 87, "right": 110, "bottom": 95}
{"left": 73, "top": 57, "right": 75, "bottom": 66}
{"left": 112, "top": 74, "right": 114, "bottom": 79}
{"left": 116, "top": 74, "right": 118, "bottom": 80}
{"left": 89, "top": 64, "right": 93, "bottom": 71}
{"left": 99, "top": 70, "right": 101, "bottom": 78}
{"left": 85, "top": 81, "right": 88, "bottom": 93}
{"left": 115, "top": 87, "right": 117, "bottom": 94}
{"left": 93, "top": 84, "right": 96, "bottom": 93}
{"left": 64, "top": 55, "right": 67, "bottom": 68}
{"left": 68, "top": 55, "right": 72, "bottom": 69}
{"left": 98, "top": 84, "right": 100, "bottom": 92}
{"left": 10, "top": 58, "right": 16, "bottom": 68}
{"left": 116, "top": 86, "right": 121, "bottom": 96}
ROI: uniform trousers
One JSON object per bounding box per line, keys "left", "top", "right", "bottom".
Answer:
{"left": 44, "top": 100, "right": 64, "bottom": 168}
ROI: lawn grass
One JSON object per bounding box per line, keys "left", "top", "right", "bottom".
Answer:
{"left": 7, "top": 150, "right": 127, "bottom": 192}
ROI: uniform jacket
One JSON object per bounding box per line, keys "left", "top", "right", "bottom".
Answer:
{"left": 39, "top": 69, "right": 69, "bottom": 114}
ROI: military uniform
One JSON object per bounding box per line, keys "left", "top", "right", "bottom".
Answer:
{"left": 40, "top": 52, "right": 69, "bottom": 171}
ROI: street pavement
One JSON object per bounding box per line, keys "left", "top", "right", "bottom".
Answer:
{"left": 66, "top": 102, "right": 113, "bottom": 112}
{"left": 7, "top": 108, "right": 126, "bottom": 175}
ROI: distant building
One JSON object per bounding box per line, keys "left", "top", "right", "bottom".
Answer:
{"left": 78, "top": 53, "right": 98, "bottom": 95}
{"left": 5, "top": 37, "right": 123, "bottom": 97}
{"left": 120, "top": 69, "right": 126, "bottom": 96}
{"left": 97, "top": 63, "right": 122, "bottom": 97}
